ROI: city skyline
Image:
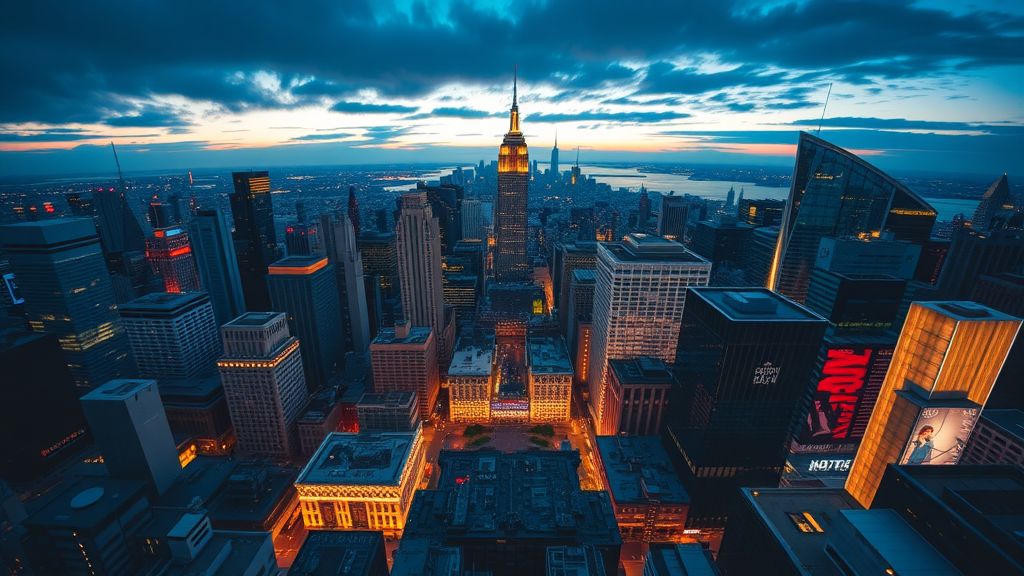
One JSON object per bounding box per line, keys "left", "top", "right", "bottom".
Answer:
{"left": 1, "top": 0, "right": 1023, "bottom": 177}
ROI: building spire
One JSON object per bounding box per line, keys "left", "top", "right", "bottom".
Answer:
{"left": 554, "top": 127, "right": 557, "bottom": 149}
{"left": 513, "top": 63, "right": 518, "bottom": 107}
{"left": 509, "top": 64, "right": 521, "bottom": 133}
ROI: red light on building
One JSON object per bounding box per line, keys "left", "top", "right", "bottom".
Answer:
{"left": 168, "top": 246, "right": 191, "bottom": 257}
{"left": 44, "top": 202, "right": 55, "bottom": 213}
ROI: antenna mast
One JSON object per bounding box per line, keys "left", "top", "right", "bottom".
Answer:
{"left": 110, "top": 142, "right": 126, "bottom": 190}
{"left": 816, "top": 83, "right": 833, "bottom": 136}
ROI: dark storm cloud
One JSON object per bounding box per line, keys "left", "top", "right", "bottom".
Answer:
{"left": 103, "top": 109, "right": 191, "bottom": 128}
{"left": 2, "top": 0, "right": 1022, "bottom": 126}
{"left": 330, "top": 101, "right": 419, "bottom": 114}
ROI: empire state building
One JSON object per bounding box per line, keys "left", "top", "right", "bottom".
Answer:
{"left": 494, "top": 68, "right": 530, "bottom": 283}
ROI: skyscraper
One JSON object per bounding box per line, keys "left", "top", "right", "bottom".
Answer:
{"left": 80, "top": 379, "right": 181, "bottom": 495}
{"left": 146, "top": 227, "right": 201, "bottom": 293}
{"left": 189, "top": 209, "right": 246, "bottom": 326}
{"left": 493, "top": 69, "right": 530, "bottom": 283}
{"left": 550, "top": 131, "right": 560, "bottom": 181}
{"left": 667, "top": 288, "right": 827, "bottom": 525}
{"left": 321, "top": 213, "right": 372, "bottom": 354}
{"left": 461, "top": 198, "right": 485, "bottom": 241}
{"left": 656, "top": 195, "right": 690, "bottom": 241}
{"left": 358, "top": 230, "right": 398, "bottom": 300}
{"left": 420, "top": 182, "right": 463, "bottom": 255}
{"left": 972, "top": 174, "right": 1014, "bottom": 231}
{"left": 230, "top": 170, "right": 278, "bottom": 311}
{"left": 92, "top": 186, "right": 147, "bottom": 255}
{"left": 285, "top": 222, "right": 321, "bottom": 256}
{"left": 936, "top": 227, "right": 1024, "bottom": 300}
{"left": 556, "top": 242, "right": 598, "bottom": 338}
{"left": 370, "top": 322, "right": 439, "bottom": 420}
{"left": 217, "top": 312, "right": 308, "bottom": 457}
{"left": 0, "top": 218, "right": 136, "bottom": 388}
{"left": 266, "top": 255, "right": 345, "bottom": 392}
{"left": 589, "top": 234, "right": 711, "bottom": 435}
{"left": 770, "top": 132, "right": 937, "bottom": 303}
{"left": 119, "top": 292, "right": 221, "bottom": 380}
{"left": 638, "top": 185, "right": 651, "bottom": 227}
{"left": 347, "top": 186, "right": 362, "bottom": 235}
{"left": 395, "top": 192, "right": 448, "bottom": 363}
{"left": 845, "top": 301, "right": 1021, "bottom": 507}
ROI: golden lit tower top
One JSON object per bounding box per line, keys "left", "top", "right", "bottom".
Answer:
{"left": 494, "top": 65, "right": 530, "bottom": 283}
{"left": 498, "top": 65, "right": 528, "bottom": 175}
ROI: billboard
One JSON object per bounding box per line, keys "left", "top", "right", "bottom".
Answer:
{"left": 898, "top": 406, "right": 980, "bottom": 466}
{"left": 792, "top": 344, "right": 893, "bottom": 453}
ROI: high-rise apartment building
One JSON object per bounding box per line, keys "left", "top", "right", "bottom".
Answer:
{"left": 80, "top": 379, "right": 181, "bottom": 495}
{"left": 267, "top": 256, "right": 345, "bottom": 392}
{"left": 770, "top": 132, "right": 936, "bottom": 303}
{"left": 845, "top": 301, "right": 1021, "bottom": 507}
{"left": 668, "top": 288, "right": 826, "bottom": 525}
{"left": 567, "top": 268, "right": 596, "bottom": 356}
{"left": 358, "top": 230, "right": 399, "bottom": 301}
{"left": 230, "top": 170, "right": 278, "bottom": 311}
{"left": 461, "top": 198, "right": 485, "bottom": 241}
{"left": 589, "top": 234, "right": 711, "bottom": 435}
{"left": 420, "top": 182, "right": 463, "bottom": 255}
{"left": 656, "top": 195, "right": 691, "bottom": 241}
{"left": 0, "top": 218, "right": 136, "bottom": 388}
{"left": 119, "top": 292, "right": 221, "bottom": 379}
{"left": 493, "top": 71, "right": 530, "bottom": 283}
{"left": 189, "top": 209, "right": 246, "bottom": 326}
{"left": 690, "top": 216, "right": 755, "bottom": 285}
{"left": 370, "top": 322, "right": 439, "bottom": 420}
{"left": 217, "top": 312, "right": 308, "bottom": 457}
{"left": 396, "top": 192, "right": 448, "bottom": 364}
{"left": 556, "top": 242, "right": 597, "bottom": 337}
{"left": 321, "top": 213, "right": 372, "bottom": 354}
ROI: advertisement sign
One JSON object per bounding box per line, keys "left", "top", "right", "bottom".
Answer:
{"left": 792, "top": 344, "right": 894, "bottom": 454}
{"left": 898, "top": 406, "right": 979, "bottom": 466}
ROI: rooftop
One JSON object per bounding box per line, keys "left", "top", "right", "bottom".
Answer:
{"left": 358, "top": 391, "right": 417, "bottom": 408}
{"left": 609, "top": 357, "right": 674, "bottom": 386}
{"left": 372, "top": 326, "right": 433, "bottom": 346}
{"left": 527, "top": 337, "right": 572, "bottom": 375}
{"left": 692, "top": 288, "right": 826, "bottom": 322}
{"left": 223, "top": 311, "right": 284, "bottom": 328}
{"left": 157, "top": 373, "right": 224, "bottom": 403}
{"left": 602, "top": 234, "right": 710, "bottom": 265}
{"left": 740, "top": 487, "right": 862, "bottom": 576}
{"left": 119, "top": 292, "right": 210, "bottom": 314}
{"left": 297, "top": 429, "right": 421, "bottom": 486}
{"left": 0, "top": 217, "right": 97, "bottom": 247}
{"left": 547, "top": 545, "right": 607, "bottom": 576}
{"left": 164, "top": 530, "right": 274, "bottom": 576}
{"left": 23, "top": 476, "right": 149, "bottom": 530}
{"left": 646, "top": 543, "right": 721, "bottom": 576}
{"left": 918, "top": 300, "right": 1022, "bottom": 322}
{"left": 572, "top": 268, "right": 596, "bottom": 284}
{"left": 595, "top": 436, "right": 689, "bottom": 506}
{"left": 81, "top": 379, "right": 158, "bottom": 402}
{"left": 830, "top": 510, "right": 960, "bottom": 576}
{"left": 403, "top": 450, "right": 620, "bottom": 545}
{"left": 289, "top": 530, "right": 386, "bottom": 576}
{"left": 267, "top": 255, "right": 329, "bottom": 275}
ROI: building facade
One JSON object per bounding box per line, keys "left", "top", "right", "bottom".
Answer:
{"left": 447, "top": 332, "right": 495, "bottom": 423}
{"left": 0, "top": 218, "right": 136, "bottom": 388}
{"left": 119, "top": 292, "right": 221, "bottom": 380}
{"left": 145, "top": 227, "right": 201, "bottom": 293}
{"left": 962, "top": 409, "right": 1024, "bottom": 469}
{"left": 370, "top": 322, "right": 439, "bottom": 420}
{"left": 295, "top": 427, "right": 426, "bottom": 538}
{"left": 396, "top": 192, "right": 449, "bottom": 364}
{"left": 217, "top": 312, "right": 309, "bottom": 458}
{"left": 189, "top": 209, "right": 246, "bottom": 326}
{"left": 321, "top": 213, "right": 372, "bottom": 354}
{"left": 527, "top": 336, "right": 573, "bottom": 422}
{"left": 589, "top": 234, "right": 711, "bottom": 435}
{"left": 230, "top": 170, "right": 278, "bottom": 311}
{"left": 357, "top": 391, "right": 421, "bottom": 432}
{"left": 606, "top": 357, "right": 674, "bottom": 436}
{"left": 845, "top": 301, "right": 1021, "bottom": 507}
{"left": 267, "top": 255, "right": 345, "bottom": 392}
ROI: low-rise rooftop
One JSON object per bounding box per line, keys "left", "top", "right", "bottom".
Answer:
{"left": 527, "top": 337, "right": 572, "bottom": 375}
{"left": 608, "top": 357, "right": 674, "bottom": 386}
{"left": 691, "top": 287, "right": 826, "bottom": 322}
{"left": 602, "top": 234, "right": 710, "bottom": 265}
{"left": 595, "top": 436, "right": 689, "bottom": 506}
{"left": 297, "top": 429, "right": 420, "bottom": 486}
{"left": 118, "top": 292, "right": 210, "bottom": 315}
{"left": 372, "top": 326, "right": 432, "bottom": 346}
{"left": 289, "top": 530, "right": 387, "bottom": 576}
{"left": 448, "top": 334, "right": 495, "bottom": 377}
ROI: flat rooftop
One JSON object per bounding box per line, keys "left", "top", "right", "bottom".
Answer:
{"left": 268, "top": 255, "right": 329, "bottom": 275}
{"left": 372, "top": 326, "right": 432, "bottom": 346}
{"left": 119, "top": 291, "right": 209, "bottom": 314}
{"left": 223, "top": 311, "right": 284, "bottom": 328}
{"left": 297, "top": 430, "right": 420, "bottom": 486}
{"left": 528, "top": 337, "right": 572, "bottom": 375}
{"left": 595, "top": 436, "right": 689, "bottom": 506}
{"left": 602, "top": 234, "right": 710, "bottom": 265}
{"left": 403, "top": 450, "right": 620, "bottom": 545}
{"left": 832, "top": 509, "right": 959, "bottom": 576}
{"left": 165, "top": 531, "right": 273, "bottom": 576}
{"left": 0, "top": 217, "right": 97, "bottom": 246}
{"left": 572, "top": 268, "right": 596, "bottom": 284}
{"left": 81, "top": 379, "right": 158, "bottom": 402}
{"left": 740, "top": 487, "right": 862, "bottom": 576}
{"left": 918, "top": 300, "right": 1022, "bottom": 322}
{"left": 358, "top": 391, "right": 416, "bottom": 408}
{"left": 157, "top": 373, "right": 224, "bottom": 403}
{"left": 609, "top": 357, "right": 674, "bottom": 386}
{"left": 22, "top": 476, "right": 149, "bottom": 530}
{"left": 290, "top": 530, "right": 385, "bottom": 576}
{"left": 692, "top": 288, "right": 826, "bottom": 322}
{"left": 447, "top": 336, "right": 495, "bottom": 377}
{"left": 646, "top": 543, "right": 721, "bottom": 576}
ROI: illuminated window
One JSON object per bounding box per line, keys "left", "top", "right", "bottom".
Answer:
{"left": 786, "top": 511, "right": 826, "bottom": 533}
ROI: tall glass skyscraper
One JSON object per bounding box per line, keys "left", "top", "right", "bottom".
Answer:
{"left": 494, "top": 70, "right": 530, "bottom": 283}
{"left": 0, "top": 219, "right": 136, "bottom": 388}
{"left": 396, "top": 193, "right": 448, "bottom": 364}
{"left": 189, "top": 209, "right": 246, "bottom": 326}
{"left": 230, "top": 170, "right": 278, "bottom": 311}
{"left": 770, "top": 132, "right": 937, "bottom": 303}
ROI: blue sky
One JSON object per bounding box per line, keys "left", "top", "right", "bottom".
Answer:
{"left": 1, "top": 0, "right": 1022, "bottom": 177}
